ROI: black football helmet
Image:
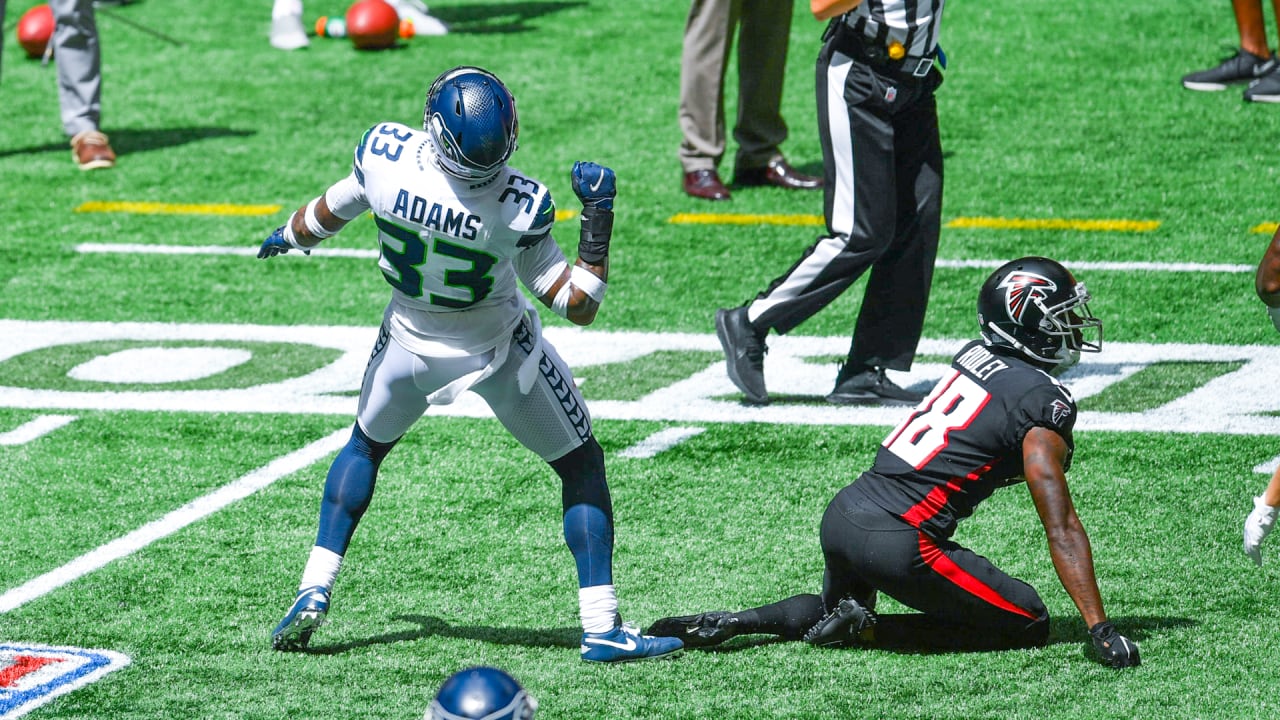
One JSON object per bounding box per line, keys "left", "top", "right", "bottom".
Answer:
{"left": 428, "top": 666, "right": 536, "bottom": 720}
{"left": 977, "top": 256, "right": 1102, "bottom": 373}
{"left": 423, "top": 66, "right": 519, "bottom": 182}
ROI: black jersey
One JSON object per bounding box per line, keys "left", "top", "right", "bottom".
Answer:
{"left": 852, "top": 339, "right": 1077, "bottom": 540}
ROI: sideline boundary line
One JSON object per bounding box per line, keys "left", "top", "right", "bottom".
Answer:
{"left": 0, "top": 428, "right": 350, "bottom": 615}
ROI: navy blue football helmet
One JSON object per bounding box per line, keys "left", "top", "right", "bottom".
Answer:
{"left": 977, "top": 256, "right": 1102, "bottom": 373}
{"left": 427, "top": 666, "right": 536, "bottom": 720}
{"left": 423, "top": 66, "right": 519, "bottom": 182}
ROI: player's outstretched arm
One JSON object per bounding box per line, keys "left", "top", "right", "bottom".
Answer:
{"left": 535, "top": 162, "right": 615, "bottom": 325}
{"left": 257, "top": 195, "right": 352, "bottom": 259}
{"left": 1023, "top": 427, "right": 1140, "bottom": 668}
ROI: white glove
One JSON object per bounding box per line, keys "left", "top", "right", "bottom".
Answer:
{"left": 1269, "top": 305, "right": 1280, "bottom": 334}
{"left": 1243, "top": 495, "right": 1279, "bottom": 566}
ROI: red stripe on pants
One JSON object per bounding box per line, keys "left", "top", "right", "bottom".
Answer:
{"left": 917, "top": 532, "right": 1038, "bottom": 620}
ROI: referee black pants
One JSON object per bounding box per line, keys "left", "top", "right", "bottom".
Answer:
{"left": 747, "top": 26, "right": 943, "bottom": 373}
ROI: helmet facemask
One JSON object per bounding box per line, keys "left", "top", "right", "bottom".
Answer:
{"left": 1034, "top": 281, "right": 1102, "bottom": 374}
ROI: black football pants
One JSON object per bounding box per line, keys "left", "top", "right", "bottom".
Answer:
{"left": 818, "top": 486, "right": 1050, "bottom": 651}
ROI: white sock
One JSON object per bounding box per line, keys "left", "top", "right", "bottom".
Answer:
{"left": 298, "top": 546, "right": 343, "bottom": 593}
{"left": 272, "top": 0, "right": 303, "bottom": 20}
{"left": 579, "top": 584, "right": 619, "bottom": 633}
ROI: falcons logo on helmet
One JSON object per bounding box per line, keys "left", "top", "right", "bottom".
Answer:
{"left": 997, "top": 271, "right": 1057, "bottom": 322}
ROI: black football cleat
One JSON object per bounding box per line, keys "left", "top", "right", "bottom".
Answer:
{"left": 826, "top": 365, "right": 924, "bottom": 406}
{"left": 802, "top": 597, "right": 878, "bottom": 649}
{"left": 647, "top": 611, "right": 742, "bottom": 648}
{"left": 715, "top": 307, "right": 769, "bottom": 405}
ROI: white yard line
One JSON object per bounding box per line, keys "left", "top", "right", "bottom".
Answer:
{"left": 75, "top": 243, "right": 378, "bottom": 259}
{"left": 0, "top": 415, "right": 78, "bottom": 445}
{"left": 619, "top": 427, "right": 706, "bottom": 459}
{"left": 1254, "top": 455, "right": 1280, "bottom": 475}
{"left": 0, "top": 428, "right": 350, "bottom": 614}
{"left": 73, "top": 243, "right": 1254, "bottom": 273}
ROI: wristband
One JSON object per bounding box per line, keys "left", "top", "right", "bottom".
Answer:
{"left": 570, "top": 265, "right": 607, "bottom": 304}
{"left": 282, "top": 221, "right": 308, "bottom": 250}
{"left": 577, "top": 206, "right": 613, "bottom": 264}
{"left": 304, "top": 198, "right": 336, "bottom": 239}
{"left": 550, "top": 283, "right": 572, "bottom": 318}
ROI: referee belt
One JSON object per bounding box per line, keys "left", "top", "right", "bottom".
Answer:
{"left": 829, "top": 21, "right": 937, "bottom": 81}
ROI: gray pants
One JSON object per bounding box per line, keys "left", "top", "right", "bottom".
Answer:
{"left": 0, "top": 0, "right": 102, "bottom": 136}
{"left": 677, "top": 0, "right": 793, "bottom": 174}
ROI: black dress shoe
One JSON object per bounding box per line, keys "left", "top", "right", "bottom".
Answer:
{"left": 733, "top": 157, "right": 823, "bottom": 190}
{"left": 683, "top": 169, "right": 731, "bottom": 200}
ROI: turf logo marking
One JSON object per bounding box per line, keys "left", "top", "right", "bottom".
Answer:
{"left": 0, "top": 644, "right": 130, "bottom": 720}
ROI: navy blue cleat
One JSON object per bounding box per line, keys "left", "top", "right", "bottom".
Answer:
{"left": 271, "top": 586, "right": 329, "bottom": 651}
{"left": 580, "top": 622, "right": 683, "bottom": 663}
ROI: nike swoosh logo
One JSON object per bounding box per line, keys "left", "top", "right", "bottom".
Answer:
{"left": 583, "top": 636, "right": 637, "bottom": 651}
{"left": 590, "top": 170, "right": 605, "bottom": 192}
{"left": 1256, "top": 61, "right": 1277, "bottom": 76}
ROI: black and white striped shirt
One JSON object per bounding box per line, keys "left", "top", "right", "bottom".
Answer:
{"left": 845, "top": 0, "right": 945, "bottom": 59}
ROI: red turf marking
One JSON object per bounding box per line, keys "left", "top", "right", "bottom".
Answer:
{"left": 0, "top": 655, "right": 63, "bottom": 687}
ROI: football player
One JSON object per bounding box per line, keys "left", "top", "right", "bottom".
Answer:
{"left": 258, "top": 66, "right": 681, "bottom": 663}
{"left": 1244, "top": 229, "right": 1280, "bottom": 565}
{"left": 650, "top": 257, "right": 1141, "bottom": 668}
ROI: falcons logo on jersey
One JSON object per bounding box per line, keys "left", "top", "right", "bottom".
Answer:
{"left": 997, "top": 271, "right": 1057, "bottom": 322}
{"left": 1050, "top": 399, "right": 1072, "bottom": 424}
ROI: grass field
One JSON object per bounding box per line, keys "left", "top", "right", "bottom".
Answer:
{"left": 2, "top": 1, "right": 1280, "bottom": 718}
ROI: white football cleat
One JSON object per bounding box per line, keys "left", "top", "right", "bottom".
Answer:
{"left": 270, "top": 12, "right": 310, "bottom": 50}
{"left": 388, "top": 0, "right": 448, "bottom": 36}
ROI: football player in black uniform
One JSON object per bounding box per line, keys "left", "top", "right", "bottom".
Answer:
{"left": 651, "top": 256, "right": 1141, "bottom": 668}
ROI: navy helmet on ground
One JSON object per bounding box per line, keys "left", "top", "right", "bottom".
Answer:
{"left": 977, "top": 256, "right": 1102, "bottom": 373}
{"left": 426, "top": 666, "right": 536, "bottom": 720}
{"left": 423, "top": 66, "right": 519, "bottom": 182}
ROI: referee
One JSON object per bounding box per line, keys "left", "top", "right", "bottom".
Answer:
{"left": 716, "top": 0, "right": 945, "bottom": 406}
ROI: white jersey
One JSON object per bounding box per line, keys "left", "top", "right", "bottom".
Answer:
{"left": 324, "top": 121, "right": 568, "bottom": 358}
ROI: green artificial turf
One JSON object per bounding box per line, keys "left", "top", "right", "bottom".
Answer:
{"left": 2, "top": 1, "right": 1279, "bottom": 718}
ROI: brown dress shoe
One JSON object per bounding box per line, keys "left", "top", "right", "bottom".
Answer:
{"left": 733, "top": 157, "right": 821, "bottom": 190}
{"left": 71, "top": 130, "right": 116, "bottom": 170}
{"left": 683, "top": 169, "right": 731, "bottom": 200}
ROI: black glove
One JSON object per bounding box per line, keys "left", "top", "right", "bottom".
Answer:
{"left": 1090, "top": 621, "right": 1140, "bottom": 668}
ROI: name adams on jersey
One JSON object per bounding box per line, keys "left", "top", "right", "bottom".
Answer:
{"left": 324, "top": 122, "right": 569, "bottom": 358}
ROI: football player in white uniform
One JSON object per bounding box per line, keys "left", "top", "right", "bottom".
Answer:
{"left": 258, "top": 66, "right": 682, "bottom": 663}
{"left": 1244, "top": 229, "right": 1280, "bottom": 565}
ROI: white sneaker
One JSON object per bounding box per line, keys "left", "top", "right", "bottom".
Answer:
{"left": 387, "top": 0, "right": 448, "bottom": 36}
{"left": 270, "top": 13, "right": 310, "bottom": 50}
